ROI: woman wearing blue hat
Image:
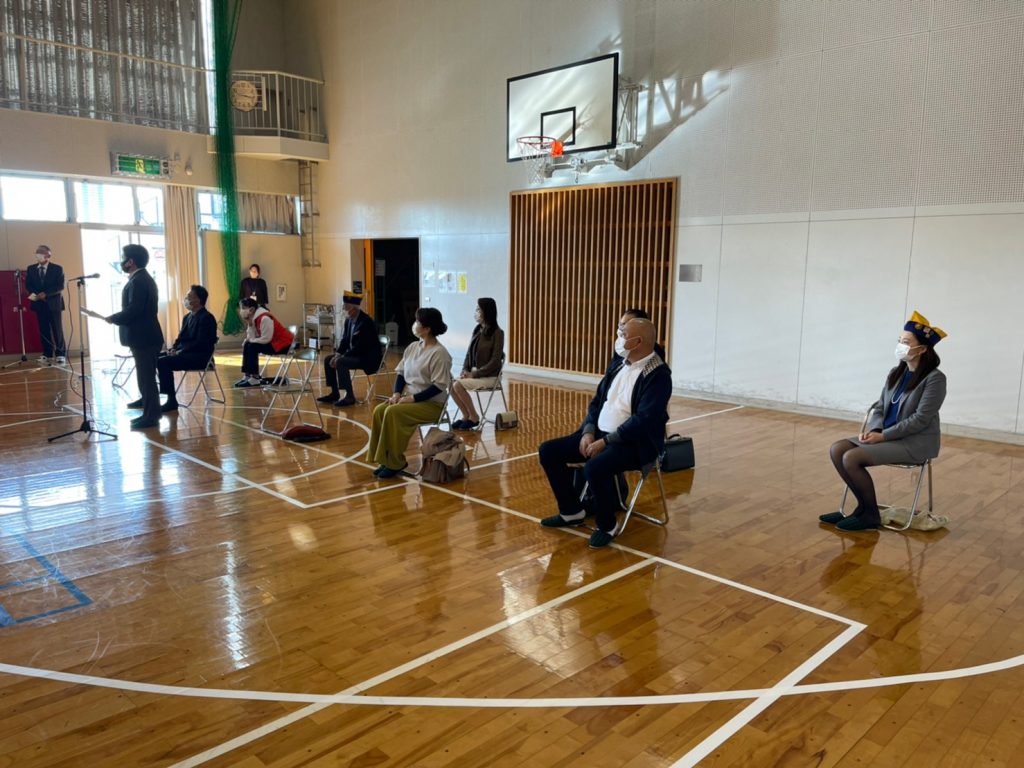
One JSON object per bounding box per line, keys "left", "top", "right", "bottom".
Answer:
{"left": 820, "top": 311, "right": 947, "bottom": 531}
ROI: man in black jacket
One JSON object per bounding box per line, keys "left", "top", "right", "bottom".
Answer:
{"left": 156, "top": 284, "right": 219, "bottom": 412}
{"left": 317, "top": 291, "right": 382, "bottom": 407}
{"left": 105, "top": 244, "right": 165, "bottom": 429}
{"left": 539, "top": 317, "right": 672, "bottom": 548}
{"left": 25, "top": 244, "right": 67, "bottom": 364}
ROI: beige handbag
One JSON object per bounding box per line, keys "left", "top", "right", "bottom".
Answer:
{"left": 494, "top": 411, "right": 519, "bottom": 430}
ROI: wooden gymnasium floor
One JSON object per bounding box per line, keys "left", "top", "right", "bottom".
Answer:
{"left": 1, "top": 352, "right": 1024, "bottom": 768}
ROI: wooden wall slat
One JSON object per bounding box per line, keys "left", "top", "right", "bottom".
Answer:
{"left": 509, "top": 178, "right": 677, "bottom": 376}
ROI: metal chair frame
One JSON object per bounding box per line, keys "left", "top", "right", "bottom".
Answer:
{"left": 569, "top": 453, "right": 670, "bottom": 537}
{"left": 112, "top": 354, "right": 135, "bottom": 389}
{"left": 351, "top": 334, "right": 392, "bottom": 404}
{"left": 260, "top": 347, "right": 324, "bottom": 435}
{"left": 836, "top": 405, "right": 936, "bottom": 532}
{"left": 471, "top": 371, "right": 509, "bottom": 431}
{"left": 258, "top": 324, "right": 300, "bottom": 384}
{"left": 174, "top": 356, "right": 226, "bottom": 408}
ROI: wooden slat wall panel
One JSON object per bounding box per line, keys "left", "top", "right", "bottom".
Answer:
{"left": 509, "top": 178, "right": 676, "bottom": 376}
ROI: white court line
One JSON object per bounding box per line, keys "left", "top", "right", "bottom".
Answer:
{"left": 140, "top": 437, "right": 310, "bottom": 510}
{"left": 667, "top": 404, "right": 745, "bottom": 425}
{"left": 0, "top": 415, "right": 75, "bottom": 429}
{"left": 0, "top": 487, "right": 250, "bottom": 515}
{"left": 471, "top": 404, "right": 746, "bottom": 470}
{"left": 165, "top": 557, "right": 658, "bottom": 767}
{"left": 13, "top": 641, "right": 1024, "bottom": 712}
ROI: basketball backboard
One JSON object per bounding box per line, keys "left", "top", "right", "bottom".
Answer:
{"left": 506, "top": 53, "right": 619, "bottom": 162}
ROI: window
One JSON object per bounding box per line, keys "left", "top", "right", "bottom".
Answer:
{"left": 0, "top": 175, "right": 68, "bottom": 222}
{"left": 73, "top": 181, "right": 135, "bottom": 225}
{"left": 136, "top": 185, "right": 164, "bottom": 227}
{"left": 197, "top": 191, "right": 225, "bottom": 230}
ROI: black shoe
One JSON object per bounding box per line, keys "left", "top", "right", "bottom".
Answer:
{"left": 130, "top": 418, "right": 159, "bottom": 429}
{"left": 333, "top": 397, "right": 357, "bottom": 407}
{"left": 454, "top": 419, "right": 479, "bottom": 431}
{"left": 126, "top": 398, "right": 144, "bottom": 409}
{"left": 540, "top": 513, "right": 586, "bottom": 528}
{"left": 588, "top": 530, "right": 615, "bottom": 548}
{"left": 836, "top": 515, "right": 880, "bottom": 531}
{"left": 317, "top": 393, "right": 339, "bottom": 403}
{"left": 372, "top": 465, "right": 387, "bottom": 477}
{"left": 160, "top": 400, "right": 179, "bottom": 413}
{"left": 376, "top": 463, "right": 407, "bottom": 479}
{"left": 819, "top": 511, "right": 845, "bottom": 525}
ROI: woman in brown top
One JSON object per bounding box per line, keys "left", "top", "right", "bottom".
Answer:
{"left": 451, "top": 297, "right": 504, "bottom": 430}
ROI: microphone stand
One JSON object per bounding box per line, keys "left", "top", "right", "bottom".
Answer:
{"left": 3, "top": 269, "right": 31, "bottom": 369}
{"left": 49, "top": 277, "right": 117, "bottom": 442}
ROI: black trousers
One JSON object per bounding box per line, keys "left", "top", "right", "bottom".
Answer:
{"left": 132, "top": 344, "right": 161, "bottom": 422}
{"left": 32, "top": 305, "right": 65, "bottom": 357}
{"left": 241, "top": 341, "right": 284, "bottom": 376}
{"left": 323, "top": 354, "right": 363, "bottom": 395}
{"left": 157, "top": 352, "right": 210, "bottom": 396}
{"left": 538, "top": 429, "right": 651, "bottom": 532}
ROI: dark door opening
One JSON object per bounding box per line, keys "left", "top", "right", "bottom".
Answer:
{"left": 370, "top": 238, "right": 419, "bottom": 348}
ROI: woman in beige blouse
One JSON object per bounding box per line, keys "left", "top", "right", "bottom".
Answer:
{"left": 367, "top": 307, "right": 453, "bottom": 477}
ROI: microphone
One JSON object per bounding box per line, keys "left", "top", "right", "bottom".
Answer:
{"left": 73, "top": 274, "right": 101, "bottom": 280}
{"left": 13, "top": 268, "right": 20, "bottom": 277}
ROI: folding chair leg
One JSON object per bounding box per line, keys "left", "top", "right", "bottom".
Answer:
{"left": 883, "top": 462, "right": 929, "bottom": 532}
{"left": 207, "top": 366, "right": 226, "bottom": 404}
{"left": 618, "top": 467, "right": 670, "bottom": 536}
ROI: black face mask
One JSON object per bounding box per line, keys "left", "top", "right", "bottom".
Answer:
{"left": 121, "top": 261, "right": 132, "bottom": 273}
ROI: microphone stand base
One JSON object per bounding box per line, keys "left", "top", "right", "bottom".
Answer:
{"left": 2, "top": 354, "right": 30, "bottom": 369}
{"left": 49, "top": 419, "right": 118, "bottom": 443}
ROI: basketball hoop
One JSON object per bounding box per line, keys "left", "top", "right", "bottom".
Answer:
{"left": 516, "top": 136, "right": 563, "bottom": 184}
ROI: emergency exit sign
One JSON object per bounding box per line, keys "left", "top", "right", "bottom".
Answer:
{"left": 111, "top": 153, "right": 171, "bottom": 179}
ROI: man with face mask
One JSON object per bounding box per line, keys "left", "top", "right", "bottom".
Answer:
{"left": 316, "top": 290, "right": 382, "bottom": 407}
{"left": 25, "top": 244, "right": 67, "bottom": 365}
{"left": 104, "top": 244, "right": 165, "bottom": 429}
{"left": 538, "top": 317, "right": 673, "bottom": 548}
{"left": 154, "top": 285, "right": 218, "bottom": 412}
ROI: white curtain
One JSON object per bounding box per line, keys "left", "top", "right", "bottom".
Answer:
{"left": 0, "top": 0, "right": 206, "bottom": 131}
{"left": 238, "top": 192, "right": 297, "bottom": 234}
{"left": 164, "top": 184, "right": 201, "bottom": 341}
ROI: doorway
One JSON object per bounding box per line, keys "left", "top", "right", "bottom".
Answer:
{"left": 366, "top": 239, "right": 419, "bottom": 348}
{"left": 80, "top": 228, "right": 167, "bottom": 362}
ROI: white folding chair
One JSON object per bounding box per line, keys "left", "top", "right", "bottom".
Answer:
{"left": 260, "top": 347, "right": 324, "bottom": 435}
{"left": 174, "top": 356, "right": 226, "bottom": 408}
{"left": 569, "top": 454, "right": 670, "bottom": 537}
{"left": 112, "top": 354, "right": 135, "bottom": 389}
{"left": 352, "top": 335, "right": 392, "bottom": 404}
{"left": 471, "top": 366, "right": 509, "bottom": 431}
{"left": 259, "top": 324, "right": 300, "bottom": 384}
{"left": 836, "top": 405, "right": 936, "bottom": 532}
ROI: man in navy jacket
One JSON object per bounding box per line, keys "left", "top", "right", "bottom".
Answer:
{"left": 317, "top": 291, "right": 382, "bottom": 407}
{"left": 156, "top": 284, "right": 219, "bottom": 412}
{"left": 25, "top": 244, "right": 66, "bottom": 363}
{"left": 539, "top": 317, "right": 672, "bottom": 548}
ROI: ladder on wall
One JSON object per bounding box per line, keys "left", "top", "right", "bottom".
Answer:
{"left": 298, "top": 160, "right": 320, "bottom": 267}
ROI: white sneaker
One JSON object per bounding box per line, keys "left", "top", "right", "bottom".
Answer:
{"left": 37, "top": 356, "right": 51, "bottom": 365}
{"left": 55, "top": 356, "right": 67, "bottom": 365}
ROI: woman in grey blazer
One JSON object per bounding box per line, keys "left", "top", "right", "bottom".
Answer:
{"left": 820, "top": 312, "right": 947, "bottom": 531}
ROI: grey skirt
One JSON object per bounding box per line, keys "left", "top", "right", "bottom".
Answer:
{"left": 845, "top": 435, "right": 925, "bottom": 465}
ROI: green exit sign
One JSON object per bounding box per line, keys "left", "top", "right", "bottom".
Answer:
{"left": 111, "top": 153, "right": 171, "bottom": 179}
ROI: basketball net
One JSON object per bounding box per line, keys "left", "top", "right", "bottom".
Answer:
{"left": 516, "top": 136, "right": 563, "bottom": 184}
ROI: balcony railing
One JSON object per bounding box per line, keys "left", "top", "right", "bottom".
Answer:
{"left": 229, "top": 71, "right": 325, "bottom": 144}
{"left": 0, "top": 33, "right": 327, "bottom": 145}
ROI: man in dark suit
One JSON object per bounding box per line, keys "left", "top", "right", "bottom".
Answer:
{"left": 156, "top": 284, "right": 219, "bottom": 413}
{"left": 25, "top": 244, "right": 66, "bottom": 364}
{"left": 105, "top": 244, "right": 165, "bottom": 430}
{"left": 539, "top": 317, "right": 672, "bottom": 549}
{"left": 317, "top": 290, "right": 383, "bottom": 407}
{"left": 604, "top": 308, "right": 666, "bottom": 375}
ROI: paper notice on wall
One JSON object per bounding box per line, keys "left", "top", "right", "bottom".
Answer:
{"left": 456, "top": 272, "right": 468, "bottom": 294}
{"left": 423, "top": 270, "right": 435, "bottom": 288}
{"left": 437, "top": 271, "right": 449, "bottom": 293}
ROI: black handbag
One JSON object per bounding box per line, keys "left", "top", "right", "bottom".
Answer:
{"left": 661, "top": 434, "right": 695, "bottom": 472}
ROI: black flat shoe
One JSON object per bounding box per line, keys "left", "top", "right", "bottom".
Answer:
{"left": 540, "top": 514, "right": 586, "bottom": 528}
{"left": 316, "top": 393, "right": 339, "bottom": 403}
{"left": 819, "top": 511, "right": 845, "bottom": 525}
{"left": 333, "top": 397, "right": 357, "bottom": 407}
{"left": 130, "top": 418, "right": 159, "bottom": 430}
{"left": 160, "top": 401, "right": 179, "bottom": 413}
{"left": 836, "top": 516, "right": 880, "bottom": 531}
{"left": 126, "top": 398, "right": 144, "bottom": 409}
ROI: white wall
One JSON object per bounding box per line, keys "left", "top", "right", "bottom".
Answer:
{"left": 300, "top": 0, "right": 1024, "bottom": 437}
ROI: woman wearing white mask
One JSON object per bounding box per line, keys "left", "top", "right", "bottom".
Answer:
{"left": 367, "top": 307, "right": 453, "bottom": 478}
{"left": 450, "top": 297, "right": 504, "bottom": 430}
{"left": 820, "top": 311, "right": 947, "bottom": 531}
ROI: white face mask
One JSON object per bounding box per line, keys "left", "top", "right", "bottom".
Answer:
{"left": 36, "top": 253, "right": 48, "bottom": 264}
{"left": 412, "top": 321, "right": 423, "bottom": 337}
{"left": 183, "top": 296, "right": 192, "bottom": 309}
{"left": 614, "top": 334, "right": 633, "bottom": 358}
{"left": 894, "top": 342, "right": 914, "bottom": 362}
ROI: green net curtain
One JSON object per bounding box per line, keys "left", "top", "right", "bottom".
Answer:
{"left": 213, "top": 0, "right": 244, "bottom": 335}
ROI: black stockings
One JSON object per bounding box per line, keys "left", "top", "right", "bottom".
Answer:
{"left": 830, "top": 439, "right": 880, "bottom": 522}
